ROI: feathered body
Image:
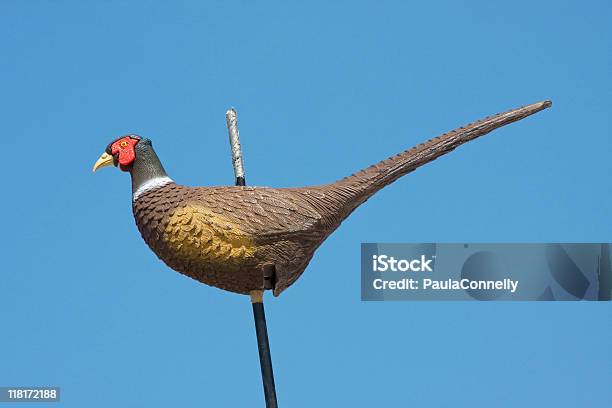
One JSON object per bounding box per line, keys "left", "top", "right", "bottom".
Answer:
{"left": 134, "top": 184, "right": 334, "bottom": 295}
{"left": 96, "top": 101, "right": 551, "bottom": 296}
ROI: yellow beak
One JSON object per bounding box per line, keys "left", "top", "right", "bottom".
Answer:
{"left": 93, "top": 152, "right": 115, "bottom": 172}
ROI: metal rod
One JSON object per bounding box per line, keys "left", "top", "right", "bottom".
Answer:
{"left": 226, "top": 108, "right": 246, "bottom": 186}
{"left": 226, "top": 108, "right": 278, "bottom": 408}
{"left": 251, "top": 295, "right": 278, "bottom": 408}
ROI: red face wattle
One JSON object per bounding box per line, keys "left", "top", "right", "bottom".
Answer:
{"left": 110, "top": 136, "right": 140, "bottom": 169}
{"left": 93, "top": 135, "right": 142, "bottom": 173}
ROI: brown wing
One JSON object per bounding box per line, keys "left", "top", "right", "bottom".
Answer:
{"left": 183, "top": 186, "right": 325, "bottom": 241}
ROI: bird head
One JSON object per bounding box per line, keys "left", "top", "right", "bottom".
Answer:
{"left": 93, "top": 135, "right": 169, "bottom": 197}
{"left": 92, "top": 135, "right": 142, "bottom": 172}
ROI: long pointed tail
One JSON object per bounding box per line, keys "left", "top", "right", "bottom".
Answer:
{"left": 326, "top": 100, "right": 551, "bottom": 218}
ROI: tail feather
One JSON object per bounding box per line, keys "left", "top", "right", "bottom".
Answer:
{"left": 330, "top": 100, "right": 552, "bottom": 214}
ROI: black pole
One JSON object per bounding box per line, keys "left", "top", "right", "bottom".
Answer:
{"left": 226, "top": 109, "right": 278, "bottom": 407}
{"left": 252, "top": 301, "right": 278, "bottom": 408}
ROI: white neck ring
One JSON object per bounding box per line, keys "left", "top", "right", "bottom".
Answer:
{"left": 133, "top": 176, "right": 174, "bottom": 201}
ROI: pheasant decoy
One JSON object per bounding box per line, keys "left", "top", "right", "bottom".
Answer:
{"left": 93, "top": 101, "right": 551, "bottom": 296}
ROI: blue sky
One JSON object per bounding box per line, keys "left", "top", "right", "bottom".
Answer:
{"left": 1, "top": 1, "right": 611, "bottom": 406}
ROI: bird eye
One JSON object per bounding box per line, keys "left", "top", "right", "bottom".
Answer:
{"left": 120, "top": 141, "right": 129, "bottom": 148}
